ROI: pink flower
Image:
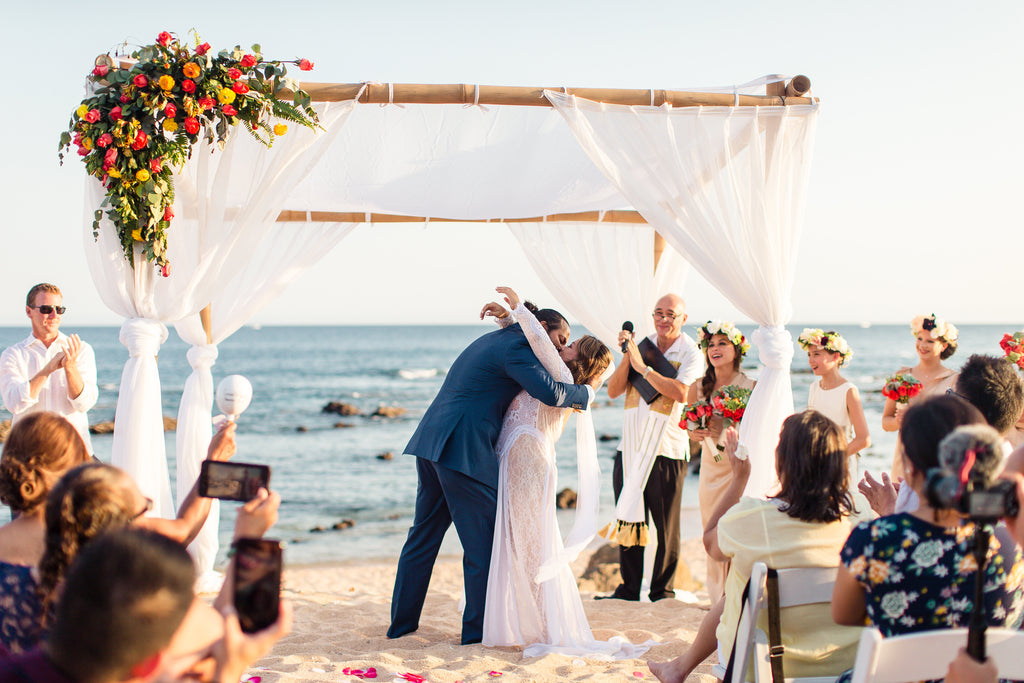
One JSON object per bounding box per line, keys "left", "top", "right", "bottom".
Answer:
{"left": 198, "top": 96, "right": 215, "bottom": 110}
{"left": 109, "top": 106, "right": 123, "bottom": 121}
{"left": 96, "top": 133, "right": 113, "bottom": 148}
{"left": 195, "top": 42, "right": 211, "bottom": 55}
{"left": 240, "top": 54, "right": 257, "bottom": 68}
{"left": 164, "top": 205, "right": 174, "bottom": 222}
{"left": 181, "top": 79, "right": 196, "bottom": 93}
{"left": 232, "top": 81, "right": 249, "bottom": 94}
{"left": 92, "top": 64, "right": 109, "bottom": 77}
{"left": 76, "top": 146, "right": 89, "bottom": 157}
{"left": 227, "top": 67, "right": 243, "bottom": 79}
{"left": 298, "top": 58, "right": 314, "bottom": 71}
{"left": 156, "top": 31, "right": 172, "bottom": 47}
{"left": 150, "top": 157, "right": 163, "bottom": 173}
{"left": 120, "top": 94, "right": 130, "bottom": 104}
{"left": 161, "top": 263, "right": 171, "bottom": 278}
{"left": 85, "top": 109, "right": 101, "bottom": 123}
{"left": 103, "top": 147, "right": 118, "bottom": 168}
{"left": 164, "top": 103, "right": 176, "bottom": 118}
{"left": 221, "top": 104, "right": 237, "bottom": 116}
{"left": 133, "top": 74, "right": 148, "bottom": 88}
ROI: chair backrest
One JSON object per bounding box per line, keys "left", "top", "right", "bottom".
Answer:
{"left": 721, "top": 562, "right": 840, "bottom": 683}
{"left": 849, "top": 626, "right": 1024, "bottom": 683}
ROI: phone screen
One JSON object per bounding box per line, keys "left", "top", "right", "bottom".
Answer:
{"left": 233, "top": 538, "right": 282, "bottom": 633}
{"left": 199, "top": 461, "right": 270, "bottom": 502}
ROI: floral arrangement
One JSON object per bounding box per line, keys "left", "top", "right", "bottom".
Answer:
{"left": 1000, "top": 332, "right": 1024, "bottom": 370}
{"left": 797, "top": 328, "right": 853, "bottom": 366}
{"left": 711, "top": 384, "right": 752, "bottom": 427}
{"left": 882, "top": 373, "right": 923, "bottom": 404}
{"left": 59, "top": 31, "right": 320, "bottom": 276}
{"left": 911, "top": 314, "right": 958, "bottom": 344}
{"left": 681, "top": 398, "right": 714, "bottom": 431}
{"left": 697, "top": 320, "right": 750, "bottom": 356}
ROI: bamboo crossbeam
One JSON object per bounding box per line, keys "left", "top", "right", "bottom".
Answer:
{"left": 275, "top": 210, "right": 649, "bottom": 224}
{"left": 290, "top": 78, "right": 814, "bottom": 107}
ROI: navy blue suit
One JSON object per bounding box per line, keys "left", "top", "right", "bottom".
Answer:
{"left": 388, "top": 323, "right": 591, "bottom": 644}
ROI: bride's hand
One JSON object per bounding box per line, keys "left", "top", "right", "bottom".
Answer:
{"left": 480, "top": 302, "right": 509, "bottom": 321}
{"left": 496, "top": 286, "right": 521, "bottom": 310}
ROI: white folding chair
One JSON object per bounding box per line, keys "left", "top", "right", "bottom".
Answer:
{"left": 713, "top": 562, "right": 839, "bottom": 683}
{"left": 849, "top": 626, "right": 1024, "bottom": 683}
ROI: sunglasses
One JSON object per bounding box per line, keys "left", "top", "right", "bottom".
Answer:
{"left": 29, "top": 304, "right": 66, "bottom": 315}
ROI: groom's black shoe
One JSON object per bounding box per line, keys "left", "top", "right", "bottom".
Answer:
{"left": 595, "top": 587, "right": 639, "bottom": 601}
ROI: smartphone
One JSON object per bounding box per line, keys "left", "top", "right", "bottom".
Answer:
{"left": 198, "top": 461, "right": 270, "bottom": 502}
{"left": 233, "top": 538, "right": 282, "bottom": 633}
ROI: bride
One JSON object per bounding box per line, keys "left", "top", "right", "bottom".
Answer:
{"left": 481, "top": 287, "right": 648, "bottom": 659}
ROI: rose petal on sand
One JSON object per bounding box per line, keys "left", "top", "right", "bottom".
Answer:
{"left": 633, "top": 673, "right": 646, "bottom": 679}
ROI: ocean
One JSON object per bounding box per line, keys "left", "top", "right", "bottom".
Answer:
{"left": 0, "top": 323, "right": 1014, "bottom": 565}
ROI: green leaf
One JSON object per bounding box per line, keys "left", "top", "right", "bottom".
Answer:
{"left": 251, "top": 43, "right": 261, "bottom": 54}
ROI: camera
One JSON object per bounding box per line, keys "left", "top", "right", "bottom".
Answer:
{"left": 924, "top": 425, "right": 1019, "bottom": 521}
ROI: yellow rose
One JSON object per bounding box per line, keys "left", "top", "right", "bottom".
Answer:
{"left": 131, "top": 229, "right": 143, "bottom": 242}
{"left": 273, "top": 124, "right": 288, "bottom": 136}
{"left": 107, "top": 167, "right": 121, "bottom": 178}
{"left": 163, "top": 119, "right": 179, "bottom": 132}
{"left": 217, "top": 88, "right": 236, "bottom": 105}
{"left": 159, "top": 75, "right": 175, "bottom": 91}
{"left": 76, "top": 104, "right": 89, "bottom": 119}
{"left": 82, "top": 137, "right": 94, "bottom": 151}
{"left": 136, "top": 169, "right": 151, "bottom": 182}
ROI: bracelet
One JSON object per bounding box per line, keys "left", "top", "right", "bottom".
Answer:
{"left": 496, "top": 311, "right": 509, "bottom": 319}
{"left": 644, "top": 366, "right": 653, "bottom": 378}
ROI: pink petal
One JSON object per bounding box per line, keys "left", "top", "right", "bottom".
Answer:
{"left": 633, "top": 673, "right": 646, "bottom": 679}
{"left": 489, "top": 673, "right": 504, "bottom": 677}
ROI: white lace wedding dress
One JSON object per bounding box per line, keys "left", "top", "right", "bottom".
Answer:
{"left": 482, "top": 304, "right": 650, "bottom": 660}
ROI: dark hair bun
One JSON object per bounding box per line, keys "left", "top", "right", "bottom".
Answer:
{"left": 523, "top": 301, "right": 539, "bottom": 313}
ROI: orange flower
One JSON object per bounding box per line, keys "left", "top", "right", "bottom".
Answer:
{"left": 158, "top": 74, "right": 175, "bottom": 91}
{"left": 183, "top": 62, "right": 201, "bottom": 79}
{"left": 867, "top": 559, "right": 889, "bottom": 584}
{"left": 273, "top": 124, "right": 288, "bottom": 136}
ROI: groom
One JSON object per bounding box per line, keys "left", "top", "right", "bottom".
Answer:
{"left": 388, "top": 303, "right": 594, "bottom": 645}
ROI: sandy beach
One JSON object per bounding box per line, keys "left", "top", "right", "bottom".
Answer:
{"left": 230, "top": 539, "right": 718, "bottom": 682}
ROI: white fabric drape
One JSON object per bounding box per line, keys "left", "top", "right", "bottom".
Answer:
{"left": 508, "top": 222, "right": 690, "bottom": 348}
{"left": 174, "top": 220, "right": 358, "bottom": 577}
{"left": 83, "top": 102, "right": 354, "bottom": 516}
{"left": 547, "top": 92, "right": 819, "bottom": 496}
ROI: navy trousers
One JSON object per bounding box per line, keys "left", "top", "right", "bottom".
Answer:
{"left": 388, "top": 457, "right": 498, "bottom": 644}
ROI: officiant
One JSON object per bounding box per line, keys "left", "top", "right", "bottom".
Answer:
{"left": 599, "top": 294, "right": 703, "bottom": 603}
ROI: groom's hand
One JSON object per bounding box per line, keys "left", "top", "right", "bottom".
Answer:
{"left": 480, "top": 302, "right": 508, "bottom": 320}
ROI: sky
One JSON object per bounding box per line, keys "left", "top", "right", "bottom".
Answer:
{"left": 1, "top": 1, "right": 1021, "bottom": 328}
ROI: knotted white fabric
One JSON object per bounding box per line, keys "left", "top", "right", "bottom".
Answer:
{"left": 547, "top": 91, "right": 819, "bottom": 496}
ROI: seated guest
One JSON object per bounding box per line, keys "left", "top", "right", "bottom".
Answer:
{"left": 832, "top": 396, "right": 1024, "bottom": 683}
{"left": 0, "top": 413, "right": 90, "bottom": 653}
{"left": 649, "top": 411, "right": 872, "bottom": 682}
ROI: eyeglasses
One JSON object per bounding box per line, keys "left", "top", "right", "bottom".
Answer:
{"left": 945, "top": 387, "right": 969, "bottom": 402}
{"left": 652, "top": 311, "right": 681, "bottom": 322}
{"left": 131, "top": 497, "right": 154, "bottom": 521}
{"left": 29, "top": 304, "right": 66, "bottom": 315}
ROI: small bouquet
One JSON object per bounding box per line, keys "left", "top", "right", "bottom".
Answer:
{"left": 712, "top": 385, "right": 753, "bottom": 428}
{"left": 882, "top": 373, "right": 923, "bottom": 404}
{"left": 1000, "top": 332, "right": 1024, "bottom": 370}
{"left": 681, "top": 399, "right": 714, "bottom": 431}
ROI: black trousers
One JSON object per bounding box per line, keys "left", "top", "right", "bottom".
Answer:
{"left": 611, "top": 450, "right": 687, "bottom": 601}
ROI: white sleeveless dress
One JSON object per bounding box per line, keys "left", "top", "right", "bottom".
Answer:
{"left": 807, "top": 379, "right": 859, "bottom": 476}
{"left": 482, "top": 305, "right": 649, "bottom": 660}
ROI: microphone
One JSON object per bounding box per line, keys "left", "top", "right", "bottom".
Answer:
{"left": 621, "top": 321, "right": 634, "bottom": 353}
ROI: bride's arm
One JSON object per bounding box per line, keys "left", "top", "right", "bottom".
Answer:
{"left": 497, "top": 286, "right": 571, "bottom": 382}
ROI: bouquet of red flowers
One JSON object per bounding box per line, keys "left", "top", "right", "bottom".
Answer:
{"left": 882, "top": 373, "right": 923, "bottom": 404}
{"left": 681, "top": 399, "right": 714, "bottom": 431}
{"left": 1000, "top": 332, "right": 1024, "bottom": 370}
{"left": 711, "top": 385, "right": 753, "bottom": 428}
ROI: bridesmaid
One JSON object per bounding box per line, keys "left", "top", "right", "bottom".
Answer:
{"left": 685, "top": 321, "right": 754, "bottom": 601}
{"left": 882, "top": 313, "right": 959, "bottom": 480}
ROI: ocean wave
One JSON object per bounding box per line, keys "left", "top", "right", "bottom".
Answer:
{"left": 397, "top": 368, "right": 439, "bottom": 380}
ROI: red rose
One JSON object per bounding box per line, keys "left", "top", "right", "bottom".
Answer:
{"left": 164, "top": 103, "right": 176, "bottom": 118}
{"left": 92, "top": 64, "right": 109, "bottom": 77}
{"left": 198, "top": 96, "right": 215, "bottom": 110}
{"left": 221, "top": 104, "right": 237, "bottom": 116}
{"left": 195, "top": 42, "right": 211, "bottom": 55}
{"left": 298, "top": 58, "right": 314, "bottom": 71}
{"left": 76, "top": 146, "right": 89, "bottom": 157}
{"left": 131, "top": 130, "right": 148, "bottom": 151}
{"left": 96, "top": 133, "right": 113, "bottom": 148}
{"left": 150, "top": 157, "right": 163, "bottom": 173}
{"left": 232, "top": 81, "right": 249, "bottom": 94}
{"left": 104, "top": 147, "right": 118, "bottom": 168}
{"left": 133, "top": 74, "right": 148, "bottom": 88}
{"left": 120, "top": 94, "right": 130, "bottom": 104}
{"left": 156, "top": 31, "right": 172, "bottom": 46}
{"left": 164, "top": 205, "right": 174, "bottom": 222}
{"left": 227, "top": 67, "right": 243, "bottom": 79}
{"left": 183, "top": 117, "right": 200, "bottom": 134}
{"left": 85, "top": 109, "right": 101, "bottom": 123}
{"left": 109, "top": 106, "right": 123, "bottom": 121}
{"left": 240, "top": 54, "right": 257, "bottom": 68}
{"left": 898, "top": 385, "right": 908, "bottom": 397}
{"left": 161, "top": 263, "right": 171, "bottom": 278}
{"left": 181, "top": 79, "right": 196, "bottom": 93}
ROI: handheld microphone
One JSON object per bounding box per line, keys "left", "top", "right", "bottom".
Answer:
{"left": 621, "top": 321, "right": 634, "bottom": 353}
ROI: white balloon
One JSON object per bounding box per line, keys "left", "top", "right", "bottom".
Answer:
{"left": 216, "top": 375, "right": 253, "bottom": 419}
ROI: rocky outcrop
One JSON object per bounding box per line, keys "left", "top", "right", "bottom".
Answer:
{"left": 88, "top": 416, "right": 177, "bottom": 435}
{"left": 372, "top": 405, "right": 406, "bottom": 418}
{"left": 322, "top": 402, "right": 361, "bottom": 416}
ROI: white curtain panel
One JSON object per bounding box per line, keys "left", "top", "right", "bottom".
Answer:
{"left": 547, "top": 92, "right": 819, "bottom": 496}
{"left": 82, "top": 102, "right": 354, "bottom": 516}
{"left": 173, "top": 220, "right": 358, "bottom": 576}
{"left": 508, "top": 222, "right": 690, "bottom": 348}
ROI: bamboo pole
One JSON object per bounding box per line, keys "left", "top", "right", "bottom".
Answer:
{"left": 785, "top": 75, "right": 811, "bottom": 97}
{"left": 653, "top": 231, "right": 667, "bottom": 273}
{"left": 274, "top": 209, "right": 650, "bottom": 224}
{"left": 288, "top": 82, "right": 815, "bottom": 107}
{"left": 199, "top": 305, "right": 213, "bottom": 345}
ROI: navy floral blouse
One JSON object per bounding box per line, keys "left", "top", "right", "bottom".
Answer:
{"left": 0, "top": 561, "right": 44, "bottom": 655}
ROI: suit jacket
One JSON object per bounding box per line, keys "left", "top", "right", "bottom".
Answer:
{"left": 404, "top": 324, "right": 590, "bottom": 488}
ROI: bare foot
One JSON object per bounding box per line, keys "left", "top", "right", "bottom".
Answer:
{"left": 648, "top": 658, "right": 690, "bottom": 683}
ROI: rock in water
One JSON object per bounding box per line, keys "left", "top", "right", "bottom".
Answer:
{"left": 376, "top": 451, "right": 394, "bottom": 460}
{"left": 322, "top": 401, "right": 361, "bottom": 416}
{"left": 372, "top": 405, "right": 407, "bottom": 418}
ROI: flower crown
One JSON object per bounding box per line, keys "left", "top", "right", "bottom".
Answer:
{"left": 698, "top": 321, "right": 750, "bottom": 356}
{"left": 911, "top": 314, "right": 958, "bottom": 344}
{"left": 1000, "top": 332, "right": 1024, "bottom": 371}
{"left": 797, "top": 328, "right": 853, "bottom": 366}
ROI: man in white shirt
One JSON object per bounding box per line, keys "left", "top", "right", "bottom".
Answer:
{"left": 599, "top": 293, "right": 703, "bottom": 602}
{"left": 1, "top": 283, "right": 98, "bottom": 452}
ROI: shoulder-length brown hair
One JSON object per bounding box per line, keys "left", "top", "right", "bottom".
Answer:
{"left": 774, "top": 410, "right": 855, "bottom": 523}
{"left": 0, "top": 412, "right": 89, "bottom": 515}
{"left": 567, "top": 336, "right": 613, "bottom": 385}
